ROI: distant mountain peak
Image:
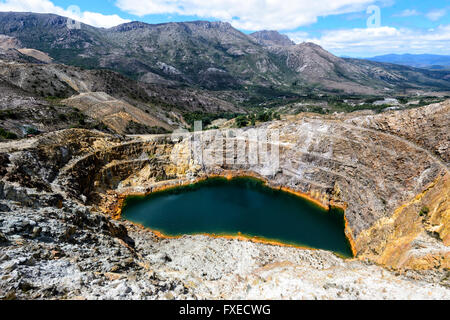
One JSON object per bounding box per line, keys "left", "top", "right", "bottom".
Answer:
{"left": 250, "top": 30, "right": 295, "bottom": 47}
{"left": 293, "top": 42, "right": 339, "bottom": 62}
{"left": 109, "top": 21, "right": 149, "bottom": 32}
{"left": 297, "top": 42, "right": 326, "bottom": 50}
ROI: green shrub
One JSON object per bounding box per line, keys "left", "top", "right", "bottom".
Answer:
{"left": 256, "top": 112, "right": 272, "bottom": 122}
{"left": 419, "top": 206, "right": 430, "bottom": 217}
{"left": 0, "top": 128, "right": 18, "bottom": 140}
{"left": 94, "top": 122, "right": 109, "bottom": 132}
{"left": 0, "top": 110, "right": 19, "bottom": 120}
{"left": 235, "top": 115, "right": 249, "bottom": 128}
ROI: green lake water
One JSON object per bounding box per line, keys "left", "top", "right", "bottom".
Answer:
{"left": 122, "top": 177, "right": 354, "bottom": 258}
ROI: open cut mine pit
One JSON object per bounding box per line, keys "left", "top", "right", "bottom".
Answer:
{"left": 1, "top": 101, "right": 449, "bottom": 299}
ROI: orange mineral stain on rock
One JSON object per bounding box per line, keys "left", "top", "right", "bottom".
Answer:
{"left": 356, "top": 173, "right": 449, "bottom": 270}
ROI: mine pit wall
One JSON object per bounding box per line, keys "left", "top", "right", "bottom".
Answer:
{"left": 59, "top": 139, "right": 177, "bottom": 200}
{"left": 86, "top": 124, "right": 448, "bottom": 270}
{"left": 356, "top": 172, "right": 449, "bottom": 270}
{"left": 97, "top": 159, "right": 154, "bottom": 190}
{"left": 347, "top": 100, "right": 450, "bottom": 164}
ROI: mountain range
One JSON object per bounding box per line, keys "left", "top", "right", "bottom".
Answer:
{"left": 367, "top": 54, "right": 450, "bottom": 70}
{"left": 1, "top": 12, "right": 450, "bottom": 99}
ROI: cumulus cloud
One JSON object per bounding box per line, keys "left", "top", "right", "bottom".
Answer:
{"left": 115, "top": 0, "right": 377, "bottom": 30}
{"left": 426, "top": 9, "right": 447, "bottom": 21}
{"left": 286, "top": 25, "right": 450, "bottom": 56}
{"left": 0, "top": 0, "right": 130, "bottom": 28}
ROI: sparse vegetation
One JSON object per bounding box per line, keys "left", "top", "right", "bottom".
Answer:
{"left": 233, "top": 111, "right": 281, "bottom": 128}
{"left": 68, "top": 109, "right": 87, "bottom": 126}
{"left": 94, "top": 122, "right": 110, "bottom": 132}
{"left": 183, "top": 112, "right": 242, "bottom": 130}
{"left": 419, "top": 206, "right": 430, "bottom": 217}
{"left": 57, "top": 113, "right": 68, "bottom": 121}
{"left": 235, "top": 115, "right": 249, "bottom": 128}
{"left": 0, "top": 127, "right": 18, "bottom": 140}
{"left": 0, "top": 110, "right": 20, "bottom": 120}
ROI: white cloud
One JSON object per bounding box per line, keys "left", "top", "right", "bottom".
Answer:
{"left": 286, "top": 25, "right": 450, "bottom": 56}
{"left": 0, "top": 0, "right": 130, "bottom": 28}
{"left": 394, "top": 9, "right": 420, "bottom": 17}
{"left": 115, "top": 0, "right": 378, "bottom": 31}
{"left": 426, "top": 9, "right": 447, "bottom": 21}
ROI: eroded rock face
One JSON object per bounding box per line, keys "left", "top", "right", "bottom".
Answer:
{"left": 0, "top": 102, "right": 449, "bottom": 299}
{"left": 347, "top": 100, "right": 450, "bottom": 164}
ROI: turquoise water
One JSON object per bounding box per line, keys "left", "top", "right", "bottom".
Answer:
{"left": 122, "top": 177, "right": 353, "bottom": 257}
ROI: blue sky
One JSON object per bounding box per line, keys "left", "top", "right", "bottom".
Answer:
{"left": 1, "top": 0, "right": 449, "bottom": 57}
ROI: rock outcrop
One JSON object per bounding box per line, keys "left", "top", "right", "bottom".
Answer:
{"left": 250, "top": 30, "right": 295, "bottom": 47}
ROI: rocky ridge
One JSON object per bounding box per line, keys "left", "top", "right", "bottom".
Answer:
{"left": 250, "top": 30, "right": 295, "bottom": 47}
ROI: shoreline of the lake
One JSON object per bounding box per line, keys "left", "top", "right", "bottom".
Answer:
{"left": 123, "top": 220, "right": 355, "bottom": 259}
{"left": 115, "top": 174, "right": 357, "bottom": 258}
